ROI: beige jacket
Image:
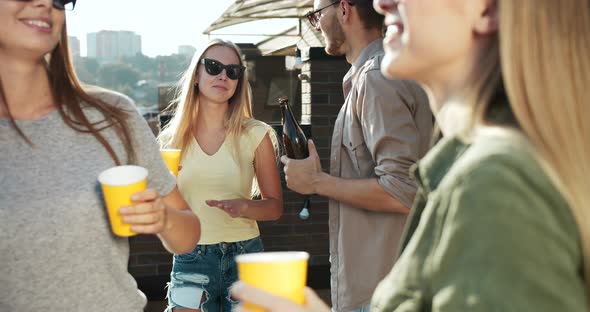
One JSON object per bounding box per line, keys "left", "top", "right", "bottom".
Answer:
{"left": 328, "top": 40, "right": 433, "bottom": 311}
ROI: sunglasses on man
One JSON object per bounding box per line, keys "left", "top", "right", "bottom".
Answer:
{"left": 14, "top": 0, "right": 76, "bottom": 11}
{"left": 200, "top": 58, "right": 245, "bottom": 81}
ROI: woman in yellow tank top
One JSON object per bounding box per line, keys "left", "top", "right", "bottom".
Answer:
{"left": 158, "top": 39, "right": 283, "bottom": 312}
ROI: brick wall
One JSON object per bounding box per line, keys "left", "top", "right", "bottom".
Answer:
{"left": 129, "top": 49, "right": 350, "bottom": 299}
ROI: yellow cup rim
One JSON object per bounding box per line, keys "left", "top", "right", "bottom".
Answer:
{"left": 160, "top": 148, "right": 181, "bottom": 153}
{"left": 98, "top": 165, "right": 148, "bottom": 186}
{"left": 236, "top": 251, "right": 310, "bottom": 263}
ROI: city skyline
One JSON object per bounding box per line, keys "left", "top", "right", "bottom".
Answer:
{"left": 68, "top": 30, "right": 196, "bottom": 60}
{"left": 65, "top": 0, "right": 296, "bottom": 57}
{"left": 86, "top": 30, "right": 142, "bottom": 59}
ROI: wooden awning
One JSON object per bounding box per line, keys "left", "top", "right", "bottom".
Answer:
{"left": 204, "top": 0, "right": 313, "bottom": 34}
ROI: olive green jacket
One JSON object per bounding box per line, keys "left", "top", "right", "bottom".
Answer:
{"left": 370, "top": 132, "right": 587, "bottom": 311}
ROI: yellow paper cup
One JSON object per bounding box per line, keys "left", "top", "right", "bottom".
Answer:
{"left": 236, "top": 251, "right": 309, "bottom": 312}
{"left": 160, "top": 149, "right": 181, "bottom": 177}
{"left": 98, "top": 165, "right": 148, "bottom": 237}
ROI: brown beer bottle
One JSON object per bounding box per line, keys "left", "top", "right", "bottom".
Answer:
{"left": 279, "top": 97, "right": 309, "bottom": 159}
{"left": 278, "top": 97, "right": 311, "bottom": 220}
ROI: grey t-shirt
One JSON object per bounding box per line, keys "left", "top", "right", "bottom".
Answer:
{"left": 0, "top": 89, "right": 176, "bottom": 311}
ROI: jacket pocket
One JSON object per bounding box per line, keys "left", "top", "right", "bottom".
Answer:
{"left": 343, "top": 127, "right": 368, "bottom": 176}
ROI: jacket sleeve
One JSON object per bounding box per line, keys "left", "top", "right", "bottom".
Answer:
{"left": 430, "top": 157, "right": 586, "bottom": 312}
{"left": 356, "top": 71, "right": 422, "bottom": 208}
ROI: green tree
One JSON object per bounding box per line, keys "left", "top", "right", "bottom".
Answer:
{"left": 123, "top": 54, "right": 156, "bottom": 78}
{"left": 98, "top": 63, "right": 140, "bottom": 88}
{"left": 83, "top": 58, "right": 100, "bottom": 76}
{"left": 74, "top": 65, "right": 95, "bottom": 85}
{"left": 73, "top": 57, "right": 100, "bottom": 84}
{"left": 155, "top": 54, "right": 191, "bottom": 82}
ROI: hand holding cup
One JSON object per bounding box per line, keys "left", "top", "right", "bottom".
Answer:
{"left": 119, "top": 188, "right": 168, "bottom": 234}
{"left": 98, "top": 165, "right": 169, "bottom": 236}
{"left": 232, "top": 282, "right": 330, "bottom": 312}
{"left": 235, "top": 251, "right": 310, "bottom": 312}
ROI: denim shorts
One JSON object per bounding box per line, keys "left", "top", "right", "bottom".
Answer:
{"left": 166, "top": 236, "right": 264, "bottom": 312}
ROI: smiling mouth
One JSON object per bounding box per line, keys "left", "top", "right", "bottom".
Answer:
{"left": 21, "top": 19, "right": 52, "bottom": 31}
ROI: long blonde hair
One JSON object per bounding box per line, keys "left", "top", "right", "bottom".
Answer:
{"left": 499, "top": 0, "right": 590, "bottom": 297}
{"left": 158, "top": 39, "right": 277, "bottom": 195}
{"left": 465, "top": 0, "right": 589, "bottom": 298}
{"left": 159, "top": 39, "right": 254, "bottom": 155}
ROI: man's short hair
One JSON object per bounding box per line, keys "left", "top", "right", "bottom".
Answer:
{"left": 352, "top": 0, "right": 385, "bottom": 31}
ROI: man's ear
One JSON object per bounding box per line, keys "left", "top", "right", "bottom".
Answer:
{"left": 339, "top": 0, "right": 353, "bottom": 25}
{"left": 474, "top": 0, "right": 499, "bottom": 35}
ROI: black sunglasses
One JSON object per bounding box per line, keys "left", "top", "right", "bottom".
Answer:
{"left": 200, "top": 58, "right": 245, "bottom": 81}
{"left": 14, "top": 0, "right": 76, "bottom": 10}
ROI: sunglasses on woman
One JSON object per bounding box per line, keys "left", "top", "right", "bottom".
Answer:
{"left": 14, "top": 0, "right": 76, "bottom": 10}
{"left": 200, "top": 58, "right": 245, "bottom": 81}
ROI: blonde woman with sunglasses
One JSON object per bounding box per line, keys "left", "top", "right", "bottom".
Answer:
{"left": 158, "top": 39, "right": 283, "bottom": 312}
{"left": 0, "top": 0, "right": 201, "bottom": 310}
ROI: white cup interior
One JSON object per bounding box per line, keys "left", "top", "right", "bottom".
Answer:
{"left": 161, "top": 148, "right": 181, "bottom": 153}
{"left": 235, "top": 251, "right": 310, "bottom": 263}
{"left": 98, "top": 165, "right": 148, "bottom": 186}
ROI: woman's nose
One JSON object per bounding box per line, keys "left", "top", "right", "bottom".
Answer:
{"left": 33, "top": 0, "right": 54, "bottom": 9}
{"left": 217, "top": 69, "right": 228, "bottom": 80}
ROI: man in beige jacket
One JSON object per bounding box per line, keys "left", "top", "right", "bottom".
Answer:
{"left": 281, "top": 0, "right": 433, "bottom": 311}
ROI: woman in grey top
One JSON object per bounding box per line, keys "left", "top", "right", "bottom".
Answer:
{"left": 0, "top": 0, "right": 200, "bottom": 311}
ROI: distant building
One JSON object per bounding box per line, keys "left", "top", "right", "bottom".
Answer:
{"left": 178, "top": 45, "right": 196, "bottom": 57}
{"left": 68, "top": 36, "right": 80, "bottom": 57}
{"left": 87, "top": 30, "right": 142, "bottom": 60}
{"left": 87, "top": 32, "right": 97, "bottom": 58}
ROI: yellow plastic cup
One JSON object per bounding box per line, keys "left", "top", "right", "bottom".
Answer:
{"left": 160, "top": 149, "right": 182, "bottom": 177}
{"left": 236, "top": 251, "right": 309, "bottom": 312}
{"left": 98, "top": 165, "right": 148, "bottom": 237}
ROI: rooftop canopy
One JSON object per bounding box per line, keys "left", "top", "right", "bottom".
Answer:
{"left": 204, "top": 0, "right": 313, "bottom": 34}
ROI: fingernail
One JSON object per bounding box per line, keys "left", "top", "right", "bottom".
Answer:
{"left": 131, "top": 194, "right": 139, "bottom": 201}
{"left": 119, "top": 207, "right": 128, "bottom": 214}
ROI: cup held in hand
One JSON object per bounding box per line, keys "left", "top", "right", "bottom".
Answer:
{"left": 160, "top": 149, "right": 182, "bottom": 177}
{"left": 236, "top": 251, "right": 309, "bottom": 312}
{"left": 98, "top": 165, "right": 148, "bottom": 237}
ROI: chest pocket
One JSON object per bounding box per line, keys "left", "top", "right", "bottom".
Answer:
{"left": 342, "top": 127, "right": 372, "bottom": 177}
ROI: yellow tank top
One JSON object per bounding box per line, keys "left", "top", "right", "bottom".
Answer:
{"left": 177, "top": 121, "right": 271, "bottom": 244}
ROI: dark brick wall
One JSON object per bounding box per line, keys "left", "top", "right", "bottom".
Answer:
{"left": 129, "top": 49, "right": 350, "bottom": 299}
{"left": 300, "top": 48, "right": 350, "bottom": 181}
{"left": 249, "top": 55, "right": 301, "bottom": 124}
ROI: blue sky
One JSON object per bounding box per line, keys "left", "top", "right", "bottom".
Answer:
{"left": 66, "top": 0, "right": 296, "bottom": 57}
